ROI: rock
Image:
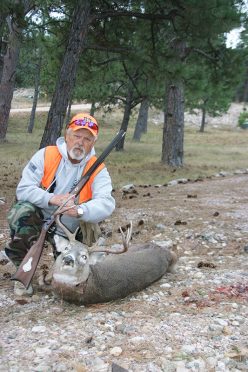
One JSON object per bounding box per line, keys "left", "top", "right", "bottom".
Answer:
{"left": 31, "top": 325, "right": 47, "bottom": 333}
{"left": 181, "top": 344, "right": 197, "bottom": 354}
{"left": 168, "top": 180, "right": 178, "bottom": 186}
{"left": 155, "top": 223, "right": 166, "bottom": 231}
{"left": 214, "top": 318, "right": 228, "bottom": 327}
{"left": 151, "top": 239, "right": 173, "bottom": 248}
{"left": 121, "top": 184, "right": 135, "bottom": 191}
{"left": 87, "top": 357, "right": 109, "bottom": 371}
{"left": 159, "top": 358, "right": 176, "bottom": 371}
{"left": 186, "top": 359, "right": 206, "bottom": 371}
{"left": 130, "top": 336, "right": 145, "bottom": 344}
{"left": 112, "top": 363, "right": 128, "bottom": 372}
{"left": 160, "top": 283, "right": 171, "bottom": 288}
{"left": 145, "top": 362, "right": 162, "bottom": 372}
{"left": 35, "top": 347, "right": 52, "bottom": 356}
{"left": 109, "top": 346, "right": 122, "bottom": 356}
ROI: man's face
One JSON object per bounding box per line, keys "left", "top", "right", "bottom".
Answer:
{"left": 66, "top": 128, "right": 95, "bottom": 161}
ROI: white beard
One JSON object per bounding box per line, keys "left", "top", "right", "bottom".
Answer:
{"left": 68, "top": 147, "right": 86, "bottom": 161}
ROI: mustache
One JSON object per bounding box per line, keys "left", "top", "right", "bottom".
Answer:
{"left": 73, "top": 145, "right": 84, "bottom": 151}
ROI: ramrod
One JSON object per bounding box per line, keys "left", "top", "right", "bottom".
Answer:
{"left": 45, "top": 217, "right": 177, "bottom": 305}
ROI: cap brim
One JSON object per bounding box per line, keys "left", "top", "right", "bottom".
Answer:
{"left": 69, "top": 124, "right": 97, "bottom": 137}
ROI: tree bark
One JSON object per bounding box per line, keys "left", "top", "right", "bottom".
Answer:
{"left": 115, "top": 86, "right": 133, "bottom": 151}
{"left": 0, "top": 0, "right": 33, "bottom": 142}
{"left": 40, "top": 0, "right": 91, "bottom": 148}
{"left": 65, "top": 95, "right": 73, "bottom": 127}
{"left": 132, "top": 97, "right": 149, "bottom": 141}
{"left": 90, "top": 101, "right": 96, "bottom": 116}
{"left": 161, "top": 81, "right": 184, "bottom": 167}
{"left": 27, "top": 53, "right": 42, "bottom": 133}
{"left": 0, "top": 38, "right": 8, "bottom": 82}
{"left": 0, "top": 16, "right": 22, "bottom": 142}
{"left": 199, "top": 102, "right": 207, "bottom": 133}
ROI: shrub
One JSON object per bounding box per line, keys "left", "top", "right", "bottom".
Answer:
{"left": 238, "top": 110, "right": 248, "bottom": 127}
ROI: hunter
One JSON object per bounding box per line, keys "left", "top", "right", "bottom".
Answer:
{"left": 5, "top": 113, "right": 115, "bottom": 295}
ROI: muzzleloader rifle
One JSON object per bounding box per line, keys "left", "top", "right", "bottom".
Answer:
{"left": 12, "top": 130, "right": 126, "bottom": 288}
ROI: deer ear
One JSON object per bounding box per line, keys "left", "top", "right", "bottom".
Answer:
{"left": 89, "top": 252, "right": 106, "bottom": 265}
{"left": 54, "top": 234, "right": 70, "bottom": 253}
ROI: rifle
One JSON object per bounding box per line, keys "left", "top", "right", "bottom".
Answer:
{"left": 12, "top": 130, "right": 126, "bottom": 289}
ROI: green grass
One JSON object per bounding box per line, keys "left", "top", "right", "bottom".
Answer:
{"left": 1, "top": 110, "right": 248, "bottom": 190}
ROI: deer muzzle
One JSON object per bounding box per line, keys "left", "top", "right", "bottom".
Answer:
{"left": 62, "top": 255, "right": 75, "bottom": 267}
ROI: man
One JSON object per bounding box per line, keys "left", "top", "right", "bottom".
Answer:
{"left": 5, "top": 113, "right": 115, "bottom": 295}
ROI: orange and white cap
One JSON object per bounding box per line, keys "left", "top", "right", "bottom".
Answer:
{"left": 67, "top": 113, "right": 99, "bottom": 137}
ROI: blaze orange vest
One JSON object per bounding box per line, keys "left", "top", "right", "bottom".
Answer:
{"left": 41, "top": 146, "right": 105, "bottom": 204}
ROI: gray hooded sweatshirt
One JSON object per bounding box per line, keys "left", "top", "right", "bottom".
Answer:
{"left": 16, "top": 137, "right": 115, "bottom": 234}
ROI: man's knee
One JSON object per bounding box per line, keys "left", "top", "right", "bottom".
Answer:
{"left": 5, "top": 201, "right": 44, "bottom": 266}
{"left": 7, "top": 201, "right": 43, "bottom": 234}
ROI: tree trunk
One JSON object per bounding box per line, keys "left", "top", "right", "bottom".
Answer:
{"left": 0, "top": 16, "right": 22, "bottom": 142}
{"left": 199, "top": 104, "right": 206, "bottom": 133}
{"left": 39, "top": 0, "right": 91, "bottom": 148}
{"left": 132, "top": 97, "right": 149, "bottom": 141}
{"left": 161, "top": 81, "right": 184, "bottom": 167}
{"left": 0, "top": 38, "right": 8, "bottom": 82}
{"left": 115, "top": 86, "right": 133, "bottom": 151}
{"left": 242, "top": 75, "right": 248, "bottom": 104}
{"left": 27, "top": 53, "right": 42, "bottom": 133}
{"left": 90, "top": 101, "right": 96, "bottom": 116}
{"left": 0, "top": 0, "right": 33, "bottom": 142}
{"left": 65, "top": 95, "right": 73, "bottom": 127}
{"left": 0, "top": 12, "right": 8, "bottom": 80}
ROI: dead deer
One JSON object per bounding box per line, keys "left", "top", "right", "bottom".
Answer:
{"left": 47, "top": 216, "right": 177, "bottom": 305}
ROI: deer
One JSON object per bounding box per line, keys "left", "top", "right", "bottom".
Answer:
{"left": 44, "top": 215, "right": 177, "bottom": 305}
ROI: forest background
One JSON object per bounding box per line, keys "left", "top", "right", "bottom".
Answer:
{"left": 1, "top": 0, "right": 248, "bottom": 187}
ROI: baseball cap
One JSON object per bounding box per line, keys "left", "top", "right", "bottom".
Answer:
{"left": 67, "top": 113, "right": 99, "bottom": 137}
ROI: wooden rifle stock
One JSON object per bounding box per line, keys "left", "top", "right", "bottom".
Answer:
{"left": 12, "top": 130, "right": 126, "bottom": 288}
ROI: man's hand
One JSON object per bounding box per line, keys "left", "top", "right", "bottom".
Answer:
{"left": 49, "top": 193, "right": 78, "bottom": 217}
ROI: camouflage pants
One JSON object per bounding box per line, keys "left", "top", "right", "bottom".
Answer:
{"left": 5, "top": 201, "right": 54, "bottom": 267}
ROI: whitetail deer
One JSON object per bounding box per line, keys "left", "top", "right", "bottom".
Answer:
{"left": 47, "top": 216, "right": 177, "bottom": 305}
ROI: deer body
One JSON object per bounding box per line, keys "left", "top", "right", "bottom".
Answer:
{"left": 48, "top": 217, "right": 177, "bottom": 305}
{"left": 52, "top": 243, "right": 177, "bottom": 305}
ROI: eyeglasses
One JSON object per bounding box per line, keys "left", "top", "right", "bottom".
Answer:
{"left": 69, "top": 118, "right": 98, "bottom": 132}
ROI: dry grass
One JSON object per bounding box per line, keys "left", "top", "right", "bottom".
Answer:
{"left": 1, "top": 107, "right": 248, "bottom": 191}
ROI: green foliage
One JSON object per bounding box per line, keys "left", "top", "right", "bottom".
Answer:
{"left": 238, "top": 110, "right": 248, "bottom": 127}
{"left": 185, "top": 46, "right": 246, "bottom": 124}
{"left": 15, "top": 0, "right": 248, "bottom": 112}
{"left": 3, "top": 0, "right": 248, "bottom": 144}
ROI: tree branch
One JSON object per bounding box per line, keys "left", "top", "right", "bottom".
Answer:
{"left": 193, "top": 48, "right": 217, "bottom": 62}
{"left": 93, "top": 8, "right": 181, "bottom": 22}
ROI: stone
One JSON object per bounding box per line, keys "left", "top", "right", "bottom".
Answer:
{"left": 31, "top": 325, "right": 47, "bottom": 333}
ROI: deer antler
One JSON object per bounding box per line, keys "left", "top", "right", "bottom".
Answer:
{"left": 55, "top": 214, "right": 79, "bottom": 242}
{"left": 90, "top": 221, "right": 133, "bottom": 254}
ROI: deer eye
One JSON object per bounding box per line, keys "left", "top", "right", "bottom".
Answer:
{"left": 81, "top": 255, "right": 87, "bottom": 260}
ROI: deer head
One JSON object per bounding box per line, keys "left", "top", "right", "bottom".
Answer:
{"left": 52, "top": 215, "right": 132, "bottom": 286}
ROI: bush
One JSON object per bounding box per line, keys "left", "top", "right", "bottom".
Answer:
{"left": 238, "top": 110, "right": 248, "bottom": 127}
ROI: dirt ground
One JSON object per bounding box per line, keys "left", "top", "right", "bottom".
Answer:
{"left": 0, "top": 171, "right": 248, "bottom": 371}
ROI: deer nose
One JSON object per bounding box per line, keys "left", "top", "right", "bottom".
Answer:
{"left": 63, "top": 255, "right": 74, "bottom": 266}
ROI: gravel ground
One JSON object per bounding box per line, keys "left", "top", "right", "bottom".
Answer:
{"left": 0, "top": 171, "right": 248, "bottom": 372}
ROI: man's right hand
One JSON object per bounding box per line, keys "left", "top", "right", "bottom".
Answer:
{"left": 49, "top": 193, "right": 75, "bottom": 207}
{"left": 49, "top": 193, "right": 79, "bottom": 217}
